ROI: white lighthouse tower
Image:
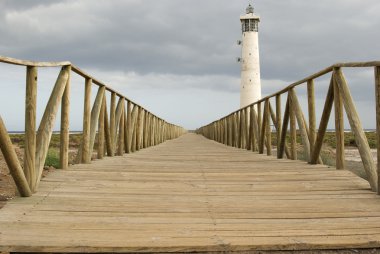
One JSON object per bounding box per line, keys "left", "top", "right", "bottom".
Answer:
{"left": 239, "top": 4, "right": 261, "bottom": 108}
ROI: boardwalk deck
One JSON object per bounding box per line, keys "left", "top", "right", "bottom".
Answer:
{"left": 1, "top": 133, "right": 380, "bottom": 253}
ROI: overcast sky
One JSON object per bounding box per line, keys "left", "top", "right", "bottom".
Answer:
{"left": 0, "top": 0, "right": 379, "bottom": 131}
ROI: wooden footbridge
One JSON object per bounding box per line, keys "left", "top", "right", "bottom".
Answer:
{"left": 0, "top": 56, "right": 380, "bottom": 253}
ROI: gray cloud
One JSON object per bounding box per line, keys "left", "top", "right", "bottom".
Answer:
{"left": 0, "top": 0, "right": 379, "bottom": 129}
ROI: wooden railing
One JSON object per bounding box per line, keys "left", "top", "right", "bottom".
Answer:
{"left": 0, "top": 56, "right": 186, "bottom": 197}
{"left": 196, "top": 62, "right": 380, "bottom": 193}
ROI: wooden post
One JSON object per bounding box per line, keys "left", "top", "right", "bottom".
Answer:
{"left": 60, "top": 66, "right": 70, "bottom": 169}
{"left": 375, "top": 66, "right": 380, "bottom": 194}
{"left": 88, "top": 86, "right": 105, "bottom": 159}
{"left": 35, "top": 66, "right": 70, "bottom": 187}
{"left": 110, "top": 92, "right": 116, "bottom": 156}
{"left": 307, "top": 79, "right": 316, "bottom": 162}
{"left": 279, "top": 97, "right": 290, "bottom": 159}
{"left": 265, "top": 100, "right": 272, "bottom": 155}
{"left": 81, "top": 78, "right": 92, "bottom": 163}
{"left": 334, "top": 67, "right": 377, "bottom": 192}
{"left": 24, "top": 66, "right": 37, "bottom": 191}
{"left": 240, "top": 110, "right": 246, "bottom": 149}
{"left": 0, "top": 116, "right": 32, "bottom": 197}
{"left": 257, "top": 102, "right": 262, "bottom": 143}
{"left": 248, "top": 106, "right": 254, "bottom": 151}
{"left": 333, "top": 74, "right": 345, "bottom": 169}
{"left": 259, "top": 103, "right": 267, "bottom": 154}
{"left": 276, "top": 95, "right": 282, "bottom": 159}
{"left": 289, "top": 90, "right": 297, "bottom": 160}
{"left": 290, "top": 89, "right": 311, "bottom": 162}
{"left": 126, "top": 101, "right": 132, "bottom": 153}
{"left": 311, "top": 77, "right": 334, "bottom": 164}
{"left": 117, "top": 100, "right": 125, "bottom": 156}
{"left": 97, "top": 94, "right": 105, "bottom": 159}
{"left": 103, "top": 96, "right": 112, "bottom": 156}
{"left": 270, "top": 102, "right": 291, "bottom": 159}
{"left": 136, "top": 107, "right": 143, "bottom": 150}
{"left": 123, "top": 102, "right": 128, "bottom": 152}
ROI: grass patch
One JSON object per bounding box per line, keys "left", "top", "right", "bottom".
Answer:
{"left": 44, "top": 148, "right": 60, "bottom": 168}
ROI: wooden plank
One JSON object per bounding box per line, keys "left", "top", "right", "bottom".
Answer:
{"left": 24, "top": 66, "right": 37, "bottom": 191}
{"left": 1, "top": 133, "right": 380, "bottom": 253}
{"left": 334, "top": 67, "right": 377, "bottom": 192}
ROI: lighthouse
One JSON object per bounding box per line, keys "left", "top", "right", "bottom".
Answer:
{"left": 239, "top": 4, "right": 261, "bottom": 108}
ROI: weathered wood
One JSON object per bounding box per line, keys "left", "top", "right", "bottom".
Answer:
{"left": 24, "top": 66, "right": 37, "bottom": 191}
{"left": 0, "top": 55, "right": 70, "bottom": 67}
{"left": 81, "top": 78, "right": 92, "bottom": 164}
{"left": 279, "top": 97, "right": 290, "bottom": 159}
{"left": 117, "top": 100, "right": 125, "bottom": 156}
{"left": 110, "top": 92, "right": 116, "bottom": 156}
{"left": 257, "top": 102, "right": 262, "bottom": 143}
{"left": 240, "top": 110, "right": 246, "bottom": 149}
{"left": 376, "top": 66, "right": 380, "bottom": 195}
{"left": 1, "top": 133, "right": 379, "bottom": 252}
{"left": 35, "top": 66, "right": 70, "bottom": 187}
{"left": 88, "top": 86, "right": 106, "bottom": 159}
{"left": 307, "top": 79, "right": 316, "bottom": 161}
{"left": 259, "top": 103, "right": 267, "bottom": 154}
{"left": 113, "top": 97, "right": 124, "bottom": 153}
{"left": 269, "top": 102, "right": 290, "bottom": 159}
{"left": 310, "top": 77, "right": 334, "bottom": 164}
{"left": 334, "top": 67, "right": 377, "bottom": 192}
{"left": 136, "top": 107, "right": 143, "bottom": 151}
{"left": 103, "top": 96, "right": 112, "bottom": 157}
{"left": 124, "top": 103, "right": 129, "bottom": 152}
{"left": 289, "top": 90, "right": 297, "bottom": 160}
{"left": 97, "top": 94, "right": 105, "bottom": 159}
{"left": 130, "top": 105, "right": 139, "bottom": 153}
{"left": 60, "top": 66, "right": 71, "bottom": 170}
{"left": 290, "top": 89, "right": 310, "bottom": 162}
{"left": 275, "top": 95, "right": 282, "bottom": 158}
{"left": 126, "top": 101, "right": 132, "bottom": 153}
{"left": 265, "top": 100, "right": 272, "bottom": 156}
{"left": 0, "top": 116, "right": 32, "bottom": 197}
{"left": 333, "top": 75, "right": 345, "bottom": 169}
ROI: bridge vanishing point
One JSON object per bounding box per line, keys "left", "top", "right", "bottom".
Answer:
{"left": 0, "top": 56, "right": 380, "bottom": 253}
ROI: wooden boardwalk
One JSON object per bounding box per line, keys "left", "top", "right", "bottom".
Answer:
{"left": 1, "top": 133, "right": 380, "bottom": 253}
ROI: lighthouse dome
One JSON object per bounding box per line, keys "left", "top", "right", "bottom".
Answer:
{"left": 246, "top": 4, "right": 254, "bottom": 14}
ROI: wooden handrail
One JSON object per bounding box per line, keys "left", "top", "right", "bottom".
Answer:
{"left": 0, "top": 56, "right": 186, "bottom": 196}
{"left": 197, "top": 61, "right": 380, "bottom": 193}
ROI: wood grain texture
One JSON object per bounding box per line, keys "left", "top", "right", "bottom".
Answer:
{"left": 35, "top": 66, "right": 69, "bottom": 187}
{"left": 376, "top": 67, "right": 380, "bottom": 195}
{"left": 334, "top": 68, "right": 377, "bottom": 192}
{"left": 0, "top": 116, "right": 31, "bottom": 197}
{"left": 24, "top": 66, "right": 37, "bottom": 191}
{"left": 1, "top": 133, "right": 379, "bottom": 253}
{"left": 333, "top": 75, "right": 345, "bottom": 169}
{"left": 60, "top": 66, "right": 70, "bottom": 169}
{"left": 307, "top": 80, "right": 316, "bottom": 162}
{"left": 81, "top": 78, "right": 92, "bottom": 164}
